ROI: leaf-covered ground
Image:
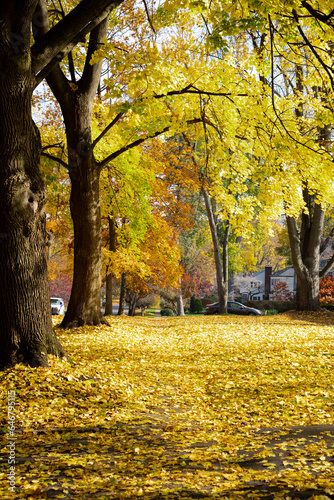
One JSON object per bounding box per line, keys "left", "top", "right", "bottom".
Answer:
{"left": 1, "top": 313, "right": 334, "bottom": 499}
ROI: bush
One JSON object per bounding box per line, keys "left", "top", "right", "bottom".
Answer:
{"left": 160, "top": 308, "right": 175, "bottom": 317}
{"left": 190, "top": 295, "right": 204, "bottom": 314}
{"left": 244, "top": 300, "right": 296, "bottom": 313}
{"left": 265, "top": 309, "right": 279, "bottom": 316}
{"left": 322, "top": 304, "right": 334, "bottom": 312}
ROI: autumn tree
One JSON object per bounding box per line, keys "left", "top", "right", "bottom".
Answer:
{"left": 319, "top": 276, "right": 334, "bottom": 306}
{"left": 203, "top": 1, "right": 334, "bottom": 310}
{"left": 0, "top": 0, "right": 124, "bottom": 369}
{"left": 272, "top": 280, "right": 294, "bottom": 301}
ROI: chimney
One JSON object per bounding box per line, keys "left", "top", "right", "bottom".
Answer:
{"left": 264, "top": 266, "right": 272, "bottom": 298}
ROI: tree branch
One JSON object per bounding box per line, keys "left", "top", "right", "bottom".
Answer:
{"left": 92, "top": 112, "right": 124, "bottom": 150}
{"left": 80, "top": 14, "right": 111, "bottom": 97}
{"left": 142, "top": 0, "right": 156, "bottom": 34}
{"left": 99, "top": 118, "right": 201, "bottom": 169}
{"left": 292, "top": 9, "right": 334, "bottom": 90}
{"left": 301, "top": 2, "right": 334, "bottom": 25}
{"left": 31, "top": 0, "right": 123, "bottom": 86}
{"left": 153, "top": 85, "right": 248, "bottom": 99}
{"left": 320, "top": 253, "right": 334, "bottom": 278}
{"left": 41, "top": 152, "right": 69, "bottom": 170}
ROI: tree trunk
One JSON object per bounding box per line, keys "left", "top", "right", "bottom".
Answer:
{"left": 105, "top": 272, "right": 113, "bottom": 316}
{"left": 118, "top": 273, "right": 126, "bottom": 315}
{"left": 61, "top": 150, "right": 108, "bottom": 327}
{"left": 177, "top": 276, "right": 185, "bottom": 316}
{"left": 105, "top": 216, "right": 117, "bottom": 316}
{"left": 128, "top": 291, "right": 138, "bottom": 316}
{"left": 0, "top": 9, "right": 65, "bottom": 368}
{"left": 45, "top": 18, "right": 110, "bottom": 328}
{"left": 286, "top": 196, "right": 324, "bottom": 311}
{"left": 177, "top": 295, "right": 185, "bottom": 316}
{"left": 202, "top": 190, "right": 228, "bottom": 313}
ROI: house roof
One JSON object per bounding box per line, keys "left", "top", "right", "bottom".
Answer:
{"left": 271, "top": 266, "right": 295, "bottom": 277}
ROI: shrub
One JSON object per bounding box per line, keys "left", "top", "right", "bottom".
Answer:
{"left": 265, "top": 309, "right": 279, "bottom": 316}
{"left": 319, "top": 276, "right": 334, "bottom": 306}
{"left": 245, "top": 300, "right": 296, "bottom": 313}
{"left": 160, "top": 308, "right": 175, "bottom": 317}
{"left": 190, "top": 295, "right": 204, "bottom": 314}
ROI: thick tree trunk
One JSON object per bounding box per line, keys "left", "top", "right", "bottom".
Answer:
{"left": 177, "top": 295, "right": 185, "bottom": 316}
{"left": 61, "top": 152, "right": 108, "bottom": 327}
{"left": 0, "top": 9, "right": 65, "bottom": 368}
{"left": 43, "top": 17, "right": 110, "bottom": 328}
{"left": 286, "top": 196, "right": 324, "bottom": 311}
{"left": 118, "top": 273, "right": 126, "bottom": 315}
{"left": 202, "top": 190, "right": 228, "bottom": 313}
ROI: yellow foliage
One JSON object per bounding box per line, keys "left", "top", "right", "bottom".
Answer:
{"left": 1, "top": 313, "right": 334, "bottom": 497}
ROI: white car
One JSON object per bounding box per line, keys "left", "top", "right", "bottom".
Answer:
{"left": 50, "top": 297, "right": 65, "bottom": 315}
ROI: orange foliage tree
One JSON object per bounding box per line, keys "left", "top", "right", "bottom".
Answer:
{"left": 319, "top": 276, "right": 334, "bottom": 306}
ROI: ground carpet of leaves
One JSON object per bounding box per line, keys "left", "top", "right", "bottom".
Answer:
{"left": 1, "top": 312, "right": 334, "bottom": 499}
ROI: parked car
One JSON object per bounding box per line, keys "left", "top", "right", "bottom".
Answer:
{"left": 50, "top": 297, "right": 65, "bottom": 315}
{"left": 204, "top": 301, "right": 263, "bottom": 316}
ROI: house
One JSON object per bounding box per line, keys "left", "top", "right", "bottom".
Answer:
{"left": 270, "top": 260, "right": 333, "bottom": 298}
{"left": 235, "top": 259, "right": 334, "bottom": 303}
{"left": 237, "top": 267, "right": 272, "bottom": 302}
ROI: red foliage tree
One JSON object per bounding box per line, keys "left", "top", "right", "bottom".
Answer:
{"left": 319, "top": 276, "right": 334, "bottom": 305}
{"left": 272, "top": 280, "right": 294, "bottom": 301}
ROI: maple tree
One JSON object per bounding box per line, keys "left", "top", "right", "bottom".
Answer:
{"left": 272, "top": 280, "right": 294, "bottom": 301}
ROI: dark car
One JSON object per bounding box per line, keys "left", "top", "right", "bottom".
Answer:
{"left": 204, "top": 301, "right": 263, "bottom": 316}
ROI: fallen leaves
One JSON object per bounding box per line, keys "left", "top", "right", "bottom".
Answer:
{"left": 0, "top": 312, "right": 334, "bottom": 498}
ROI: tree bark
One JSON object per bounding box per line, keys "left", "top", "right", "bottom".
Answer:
{"left": 42, "top": 16, "right": 111, "bottom": 328}
{"left": 0, "top": 4, "right": 66, "bottom": 368}
{"left": 177, "top": 276, "right": 185, "bottom": 316}
{"left": 202, "top": 190, "right": 228, "bottom": 313}
{"left": 127, "top": 290, "right": 138, "bottom": 316}
{"left": 286, "top": 194, "right": 324, "bottom": 311}
{"left": 118, "top": 273, "right": 126, "bottom": 315}
{"left": 177, "top": 295, "right": 185, "bottom": 316}
{"left": 105, "top": 273, "right": 113, "bottom": 316}
{"left": 105, "top": 216, "right": 117, "bottom": 315}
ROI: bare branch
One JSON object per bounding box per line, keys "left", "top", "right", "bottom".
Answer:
{"left": 41, "top": 152, "right": 69, "bottom": 170}
{"left": 141, "top": 0, "right": 156, "bottom": 34}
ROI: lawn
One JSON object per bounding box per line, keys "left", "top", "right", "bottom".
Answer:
{"left": 1, "top": 313, "right": 334, "bottom": 499}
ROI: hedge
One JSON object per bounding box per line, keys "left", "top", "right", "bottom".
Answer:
{"left": 244, "top": 300, "right": 297, "bottom": 313}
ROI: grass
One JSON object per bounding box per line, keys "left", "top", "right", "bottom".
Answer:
{"left": 1, "top": 312, "right": 334, "bottom": 498}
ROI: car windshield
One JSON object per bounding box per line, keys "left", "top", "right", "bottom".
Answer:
{"left": 51, "top": 299, "right": 61, "bottom": 304}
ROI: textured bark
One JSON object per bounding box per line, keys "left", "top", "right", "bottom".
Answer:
{"left": 287, "top": 194, "right": 324, "bottom": 311}
{"left": 0, "top": 3, "right": 66, "bottom": 368}
{"left": 42, "top": 16, "right": 111, "bottom": 328}
{"left": 202, "top": 190, "right": 228, "bottom": 314}
{"left": 62, "top": 150, "right": 108, "bottom": 327}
